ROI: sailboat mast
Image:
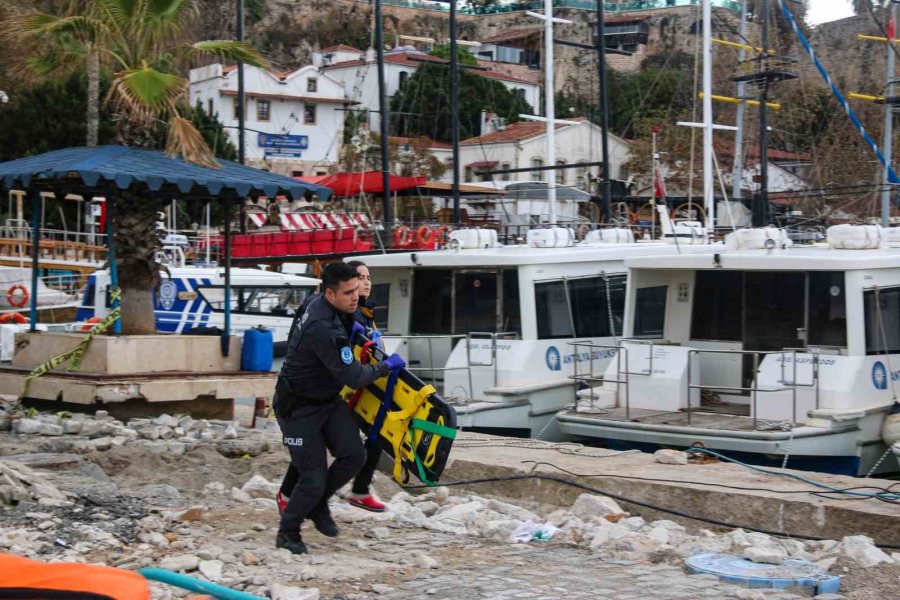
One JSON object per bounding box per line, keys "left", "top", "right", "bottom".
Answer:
{"left": 883, "top": 2, "right": 897, "bottom": 228}
{"left": 702, "top": 0, "right": 714, "bottom": 233}
{"left": 732, "top": 0, "right": 748, "bottom": 201}
{"left": 450, "top": 0, "right": 461, "bottom": 223}
{"left": 544, "top": 0, "right": 557, "bottom": 225}
{"left": 597, "top": 0, "right": 613, "bottom": 220}
{"left": 758, "top": 0, "right": 770, "bottom": 226}
{"left": 374, "top": 0, "right": 392, "bottom": 224}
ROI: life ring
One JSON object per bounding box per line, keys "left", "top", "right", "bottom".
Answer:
{"left": 393, "top": 226, "right": 413, "bottom": 248}
{"left": 80, "top": 316, "right": 102, "bottom": 331}
{"left": 0, "top": 312, "right": 27, "bottom": 325}
{"left": 6, "top": 285, "right": 28, "bottom": 308}
{"left": 415, "top": 225, "right": 435, "bottom": 246}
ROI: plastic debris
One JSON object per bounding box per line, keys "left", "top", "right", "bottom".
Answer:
{"left": 510, "top": 520, "right": 559, "bottom": 543}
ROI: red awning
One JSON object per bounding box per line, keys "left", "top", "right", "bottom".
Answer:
{"left": 295, "top": 171, "right": 425, "bottom": 196}
{"left": 467, "top": 160, "right": 498, "bottom": 168}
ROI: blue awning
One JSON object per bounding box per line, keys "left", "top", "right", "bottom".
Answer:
{"left": 0, "top": 145, "right": 332, "bottom": 201}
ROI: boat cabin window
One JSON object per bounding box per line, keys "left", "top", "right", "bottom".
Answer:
{"left": 410, "top": 269, "right": 520, "bottom": 335}
{"left": 368, "top": 283, "right": 390, "bottom": 328}
{"left": 633, "top": 286, "right": 667, "bottom": 338}
{"left": 535, "top": 274, "right": 625, "bottom": 339}
{"left": 691, "top": 271, "right": 743, "bottom": 341}
{"left": 197, "top": 286, "right": 311, "bottom": 316}
{"left": 864, "top": 286, "right": 900, "bottom": 355}
{"left": 688, "top": 270, "right": 847, "bottom": 349}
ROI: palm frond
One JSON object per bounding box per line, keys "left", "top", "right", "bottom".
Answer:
{"left": 147, "top": 0, "right": 198, "bottom": 34}
{"left": 165, "top": 115, "right": 220, "bottom": 169}
{"left": 107, "top": 63, "right": 184, "bottom": 122}
{"left": 22, "top": 13, "right": 106, "bottom": 41}
{"left": 26, "top": 46, "right": 86, "bottom": 76}
{"left": 188, "top": 40, "right": 270, "bottom": 69}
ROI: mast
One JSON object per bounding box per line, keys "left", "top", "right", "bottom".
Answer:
{"left": 236, "top": 0, "right": 246, "bottom": 165}
{"left": 757, "top": 0, "right": 770, "bottom": 226}
{"left": 375, "top": 0, "right": 392, "bottom": 224}
{"left": 597, "top": 0, "right": 613, "bottom": 220}
{"left": 731, "top": 0, "right": 748, "bottom": 201}
{"left": 544, "top": 0, "right": 557, "bottom": 225}
{"left": 450, "top": 0, "right": 461, "bottom": 223}
{"left": 883, "top": 1, "right": 898, "bottom": 227}
{"left": 702, "top": 0, "right": 714, "bottom": 233}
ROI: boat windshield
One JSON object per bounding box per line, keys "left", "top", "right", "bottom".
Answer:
{"left": 198, "top": 286, "right": 311, "bottom": 316}
{"left": 410, "top": 268, "right": 521, "bottom": 335}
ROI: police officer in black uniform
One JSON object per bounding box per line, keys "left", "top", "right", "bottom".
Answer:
{"left": 274, "top": 262, "right": 406, "bottom": 554}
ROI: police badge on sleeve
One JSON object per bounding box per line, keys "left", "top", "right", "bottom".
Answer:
{"left": 340, "top": 346, "right": 353, "bottom": 364}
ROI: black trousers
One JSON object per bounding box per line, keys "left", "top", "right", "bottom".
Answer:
{"left": 280, "top": 434, "right": 382, "bottom": 497}
{"left": 275, "top": 396, "right": 366, "bottom": 535}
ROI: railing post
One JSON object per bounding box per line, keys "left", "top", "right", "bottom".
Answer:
{"left": 752, "top": 352, "right": 759, "bottom": 430}
{"left": 687, "top": 350, "right": 693, "bottom": 425}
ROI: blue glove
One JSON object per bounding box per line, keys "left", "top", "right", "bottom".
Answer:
{"left": 384, "top": 353, "right": 406, "bottom": 371}
{"left": 370, "top": 330, "right": 384, "bottom": 349}
{"left": 351, "top": 321, "right": 367, "bottom": 340}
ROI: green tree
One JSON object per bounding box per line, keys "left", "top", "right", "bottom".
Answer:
{"left": 17, "top": 0, "right": 267, "bottom": 334}
{"left": 390, "top": 45, "right": 533, "bottom": 143}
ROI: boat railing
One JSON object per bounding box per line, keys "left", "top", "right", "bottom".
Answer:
{"left": 568, "top": 340, "right": 656, "bottom": 419}
{"left": 0, "top": 224, "right": 107, "bottom": 264}
{"left": 381, "top": 333, "right": 468, "bottom": 391}
{"left": 687, "top": 348, "right": 821, "bottom": 429}
{"left": 466, "top": 331, "right": 519, "bottom": 397}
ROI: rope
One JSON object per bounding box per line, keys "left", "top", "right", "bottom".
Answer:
{"left": 866, "top": 446, "right": 895, "bottom": 479}
{"left": 452, "top": 433, "right": 638, "bottom": 460}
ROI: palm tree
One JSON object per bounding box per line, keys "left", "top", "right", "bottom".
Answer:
{"left": 21, "top": 0, "right": 268, "bottom": 334}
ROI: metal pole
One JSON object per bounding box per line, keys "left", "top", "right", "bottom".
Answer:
{"left": 883, "top": 1, "right": 898, "bottom": 227}
{"left": 374, "top": 0, "right": 393, "bottom": 225}
{"left": 222, "top": 193, "right": 233, "bottom": 356}
{"left": 105, "top": 193, "right": 121, "bottom": 334}
{"left": 652, "top": 130, "right": 657, "bottom": 239}
{"left": 236, "top": 0, "right": 246, "bottom": 165}
{"left": 702, "top": 0, "right": 714, "bottom": 234}
{"left": 544, "top": 0, "right": 557, "bottom": 225}
{"left": 450, "top": 0, "right": 461, "bottom": 224}
{"left": 758, "top": 0, "right": 770, "bottom": 226}
{"left": 732, "top": 0, "right": 748, "bottom": 201}
{"left": 597, "top": 0, "right": 613, "bottom": 221}
{"left": 29, "top": 191, "right": 40, "bottom": 331}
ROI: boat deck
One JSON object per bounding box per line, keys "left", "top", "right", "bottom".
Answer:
{"left": 566, "top": 404, "right": 773, "bottom": 432}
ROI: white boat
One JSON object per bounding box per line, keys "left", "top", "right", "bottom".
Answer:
{"left": 363, "top": 225, "right": 711, "bottom": 438}
{"left": 76, "top": 260, "right": 319, "bottom": 356}
{"left": 556, "top": 225, "right": 900, "bottom": 476}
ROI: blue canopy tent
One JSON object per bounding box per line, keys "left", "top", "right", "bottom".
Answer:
{"left": 0, "top": 145, "right": 331, "bottom": 354}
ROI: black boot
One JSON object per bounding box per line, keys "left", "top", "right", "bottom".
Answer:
{"left": 275, "top": 530, "right": 308, "bottom": 554}
{"left": 309, "top": 506, "right": 339, "bottom": 537}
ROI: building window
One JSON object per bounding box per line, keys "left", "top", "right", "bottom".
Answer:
{"left": 556, "top": 160, "right": 566, "bottom": 185}
{"left": 575, "top": 162, "right": 588, "bottom": 189}
{"left": 304, "top": 103, "right": 317, "bottom": 125}
{"left": 464, "top": 166, "right": 474, "bottom": 183}
{"left": 501, "top": 162, "right": 511, "bottom": 182}
{"left": 531, "top": 158, "right": 544, "bottom": 181}
{"left": 399, "top": 71, "right": 409, "bottom": 90}
{"left": 307, "top": 78, "right": 318, "bottom": 93}
{"left": 207, "top": 98, "right": 214, "bottom": 116}
{"left": 232, "top": 97, "right": 242, "bottom": 120}
{"left": 291, "top": 170, "right": 304, "bottom": 177}
{"left": 257, "top": 99, "right": 271, "bottom": 122}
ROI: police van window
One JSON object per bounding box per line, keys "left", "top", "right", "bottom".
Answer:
{"left": 368, "top": 283, "right": 390, "bottom": 327}
{"left": 633, "top": 286, "right": 667, "bottom": 338}
{"left": 864, "top": 286, "right": 900, "bottom": 355}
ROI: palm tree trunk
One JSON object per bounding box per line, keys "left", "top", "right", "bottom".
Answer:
{"left": 86, "top": 46, "right": 99, "bottom": 147}
{"left": 112, "top": 191, "right": 163, "bottom": 335}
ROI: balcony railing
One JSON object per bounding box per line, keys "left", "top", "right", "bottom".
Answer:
{"left": 362, "top": 0, "right": 741, "bottom": 17}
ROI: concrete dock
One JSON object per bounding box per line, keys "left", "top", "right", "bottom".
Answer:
{"left": 441, "top": 432, "right": 900, "bottom": 548}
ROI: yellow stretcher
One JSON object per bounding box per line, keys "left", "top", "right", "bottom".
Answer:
{"left": 340, "top": 335, "right": 457, "bottom": 485}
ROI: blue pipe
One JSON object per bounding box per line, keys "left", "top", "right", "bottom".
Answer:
{"left": 777, "top": 0, "right": 900, "bottom": 184}
{"left": 139, "top": 568, "right": 266, "bottom": 600}
{"left": 29, "top": 192, "right": 40, "bottom": 331}
{"left": 105, "top": 194, "right": 121, "bottom": 334}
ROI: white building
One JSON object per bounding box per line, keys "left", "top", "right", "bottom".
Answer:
{"left": 431, "top": 118, "right": 630, "bottom": 189}
{"left": 315, "top": 45, "right": 541, "bottom": 133}
{"left": 189, "top": 63, "right": 352, "bottom": 176}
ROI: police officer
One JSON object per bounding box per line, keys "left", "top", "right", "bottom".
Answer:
{"left": 274, "top": 262, "right": 405, "bottom": 555}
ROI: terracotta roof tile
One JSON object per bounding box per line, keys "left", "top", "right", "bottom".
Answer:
{"left": 320, "top": 44, "right": 363, "bottom": 53}
{"left": 460, "top": 120, "right": 584, "bottom": 145}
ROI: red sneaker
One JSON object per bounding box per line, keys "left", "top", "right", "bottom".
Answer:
{"left": 276, "top": 491, "right": 289, "bottom": 515}
{"left": 348, "top": 494, "right": 386, "bottom": 513}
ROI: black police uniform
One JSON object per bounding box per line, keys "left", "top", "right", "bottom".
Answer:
{"left": 278, "top": 295, "right": 381, "bottom": 499}
{"left": 275, "top": 293, "right": 389, "bottom": 537}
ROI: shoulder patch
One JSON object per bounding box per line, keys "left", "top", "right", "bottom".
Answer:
{"left": 340, "top": 346, "right": 353, "bottom": 365}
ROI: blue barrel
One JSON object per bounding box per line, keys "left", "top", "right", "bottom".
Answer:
{"left": 241, "top": 326, "right": 273, "bottom": 371}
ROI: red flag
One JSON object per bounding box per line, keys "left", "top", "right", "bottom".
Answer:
{"left": 653, "top": 162, "right": 667, "bottom": 199}
{"left": 889, "top": 17, "right": 896, "bottom": 42}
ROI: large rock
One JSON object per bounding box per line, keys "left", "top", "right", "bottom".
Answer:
{"left": 62, "top": 420, "right": 83, "bottom": 435}
{"left": 131, "top": 484, "right": 183, "bottom": 506}
{"left": 240, "top": 474, "right": 279, "bottom": 499}
{"left": 216, "top": 439, "right": 267, "bottom": 458}
{"left": 569, "top": 493, "right": 626, "bottom": 521}
{"left": 654, "top": 449, "right": 688, "bottom": 465}
{"left": 840, "top": 535, "right": 894, "bottom": 568}
{"left": 12, "top": 418, "right": 42, "bottom": 435}
{"left": 38, "top": 423, "right": 64, "bottom": 436}
{"left": 198, "top": 559, "right": 223, "bottom": 582}
{"left": 270, "top": 584, "right": 319, "bottom": 600}
{"left": 159, "top": 554, "right": 199, "bottom": 572}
